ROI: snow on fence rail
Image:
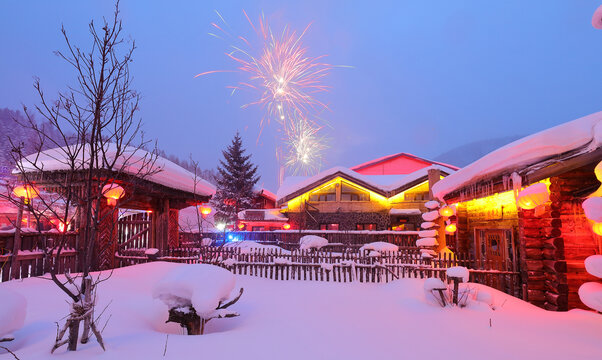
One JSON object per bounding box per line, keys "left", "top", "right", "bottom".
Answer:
{"left": 0, "top": 232, "right": 78, "bottom": 282}
{"left": 180, "top": 230, "right": 420, "bottom": 249}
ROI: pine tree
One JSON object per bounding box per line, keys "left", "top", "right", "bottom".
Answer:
{"left": 211, "top": 132, "right": 260, "bottom": 225}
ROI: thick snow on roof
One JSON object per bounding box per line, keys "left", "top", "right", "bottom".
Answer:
{"left": 433, "top": 111, "right": 602, "bottom": 200}
{"left": 389, "top": 208, "right": 421, "bottom": 215}
{"left": 351, "top": 152, "right": 460, "bottom": 172}
{"left": 277, "top": 165, "right": 454, "bottom": 202}
{"left": 16, "top": 144, "right": 216, "bottom": 196}
{"left": 238, "top": 209, "right": 288, "bottom": 221}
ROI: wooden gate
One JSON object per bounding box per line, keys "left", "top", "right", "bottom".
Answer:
{"left": 118, "top": 211, "right": 152, "bottom": 250}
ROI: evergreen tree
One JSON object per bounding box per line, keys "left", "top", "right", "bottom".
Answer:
{"left": 211, "top": 132, "right": 260, "bottom": 225}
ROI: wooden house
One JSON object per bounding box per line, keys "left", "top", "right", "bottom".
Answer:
{"left": 277, "top": 154, "right": 457, "bottom": 231}
{"left": 432, "top": 112, "right": 602, "bottom": 311}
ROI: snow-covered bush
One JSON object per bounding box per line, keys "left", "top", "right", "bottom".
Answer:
{"left": 0, "top": 288, "right": 26, "bottom": 341}
{"left": 153, "top": 264, "right": 243, "bottom": 335}
{"left": 299, "top": 235, "right": 328, "bottom": 250}
{"left": 359, "top": 241, "right": 398, "bottom": 253}
{"left": 579, "top": 255, "right": 602, "bottom": 312}
{"left": 201, "top": 237, "right": 213, "bottom": 246}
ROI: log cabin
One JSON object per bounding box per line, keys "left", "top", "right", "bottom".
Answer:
{"left": 432, "top": 111, "right": 602, "bottom": 311}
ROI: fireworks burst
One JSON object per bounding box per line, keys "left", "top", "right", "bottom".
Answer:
{"left": 283, "top": 116, "right": 329, "bottom": 176}
{"left": 198, "top": 10, "right": 345, "bottom": 176}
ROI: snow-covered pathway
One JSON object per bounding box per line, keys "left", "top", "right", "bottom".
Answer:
{"left": 1, "top": 262, "right": 602, "bottom": 360}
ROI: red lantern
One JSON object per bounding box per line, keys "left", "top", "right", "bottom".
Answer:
{"left": 439, "top": 206, "right": 454, "bottom": 217}
{"left": 102, "top": 183, "right": 125, "bottom": 206}
{"left": 200, "top": 204, "right": 212, "bottom": 218}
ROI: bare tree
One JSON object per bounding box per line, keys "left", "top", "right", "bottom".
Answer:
{"left": 1, "top": 1, "right": 160, "bottom": 353}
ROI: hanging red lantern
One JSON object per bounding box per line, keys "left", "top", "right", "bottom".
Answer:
{"left": 102, "top": 183, "right": 125, "bottom": 206}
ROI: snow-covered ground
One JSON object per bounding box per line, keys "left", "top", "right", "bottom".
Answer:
{"left": 1, "top": 262, "right": 602, "bottom": 360}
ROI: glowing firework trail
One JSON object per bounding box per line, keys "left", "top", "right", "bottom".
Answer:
{"left": 283, "top": 115, "right": 329, "bottom": 176}
{"left": 199, "top": 11, "right": 334, "bottom": 126}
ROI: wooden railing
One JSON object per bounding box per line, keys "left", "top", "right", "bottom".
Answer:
{"left": 0, "top": 232, "right": 79, "bottom": 282}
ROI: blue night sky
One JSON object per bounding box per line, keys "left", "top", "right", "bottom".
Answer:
{"left": 2, "top": 1, "right": 602, "bottom": 191}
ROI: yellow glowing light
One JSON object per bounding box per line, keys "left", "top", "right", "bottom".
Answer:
{"left": 593, "top": 222, "right": 602, "bottom": 236}
{"left": 13, "top": 185, "right": 39, "bottom": 200}
{"left": 439, "top": 206, "right": 454, "bottom": 217}
{"left": 200, "top": 205, "right": 212, "bottom": 217}
{"left": 283, "top": 223, "right": 291, "bottom": 230}
{"left": 445, "top": 223, "right": 457, "bottom": 233}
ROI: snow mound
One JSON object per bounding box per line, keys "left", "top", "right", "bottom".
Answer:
{"left": 145, "top": 248, "right": 159, "bottom": 256}
{"left": 582, "top": 197, "right": 602, "bottom": 222}
{"left": 476, "top": 290, "right": 494, "bottom": 307}
{"left": 274, "top": 257, "right": 291, "bottom": 265}
{"left": 422, "top": 210, "right": 439, "bottom": 222}
{"left": 321, "top": 263, "right": 334, "bottom": 271}
{"left": 447, "top": 266, "right": 470, "bottom": 282}
{"left": 201, "top": 238, "right": 213, "bottom": 246}
{"left": 0, "top": 288, "right": 26, "bottom": 337}
{"left": 584, "top": 255, "right": 602, "bottom": 278}
{"left": 425, "top": 200, "right": 440, "bottom": 210}
{"left": 299, "top": 235, "right": 328, "bottom": 250}
{"left": 416, "top": 237, "right": 438, "bottom": 247}
{"left": 359, "top": 241, "right": 399, "bottom": 253}
{"left": 579, "top": 282, "right": 602, "bottom": 313}
{"left": 152, "top": 264, "right": 235, "bottom": 317}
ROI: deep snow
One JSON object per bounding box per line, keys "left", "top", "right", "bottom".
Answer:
{"left": 1, "top": 262, "right": 602, "bottom": 359}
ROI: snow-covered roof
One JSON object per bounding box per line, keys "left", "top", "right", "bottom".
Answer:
{"left": 16, "top": 144, "right": 216, "bottom": 197}
{"left": 351, "top": 152, "right": 459, "bottom": 172}
{"left": 277, "top": 165, "right": 454, "bottom": 203}
{"left": 432, "top": 111, "right": 602, "bottom": 200}
{"left": 238, "top": 208, "right": 288, "bottom": 222}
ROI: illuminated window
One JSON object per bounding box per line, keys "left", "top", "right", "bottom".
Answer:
{"left": 340, "top": 182, "right": 369, "bottom": 201}
{"left": 309, "top": 183, "right": 337, "bottom": 202}
{"left": 356, "top": 223, "right": 377, "bottom": 231}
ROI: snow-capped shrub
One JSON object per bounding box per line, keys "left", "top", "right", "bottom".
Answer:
{"left": 359, "top": 241, "right": 398, "bottom": 253}
{"left": 299, "top": 235, "right": 328, "bottom": 250}
{"left": 0, "top": 288, "right": 26, "bottom": 339}
{"left": 201, "top": 237, "right": 213, "bottom": 246}
{"left": 416, "top": 237, "right": 438, "bottom": 247}
{"left": 153, "top": 264, "right": 236, "bottom": 317}
{"left": 447, "top": 266, "right": 470, "bottom": 283}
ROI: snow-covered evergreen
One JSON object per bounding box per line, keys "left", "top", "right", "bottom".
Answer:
{"left": 211, "top": 132, "right": 260, "bottom": 225}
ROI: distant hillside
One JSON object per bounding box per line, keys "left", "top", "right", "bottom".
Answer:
{"left": 433, "top": 135, "right": 523, "bottom": 168}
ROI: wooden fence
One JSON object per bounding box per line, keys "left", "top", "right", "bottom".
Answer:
{"left": 115, "top": 245, "right": 521, "bottom": 298}
{"left": 0, "top": 232, "right": 78, "bottom": 282}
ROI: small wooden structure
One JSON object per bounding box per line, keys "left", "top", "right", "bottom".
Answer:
{"left": 433, "top": 112, "right": 602, "bottom": 310}
{"left": 16, "top": 146, "right": 215, "bottom": 271}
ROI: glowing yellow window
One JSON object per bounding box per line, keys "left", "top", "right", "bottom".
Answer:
{"left": 309, "top": 183, "right": 337, "bottom": 202}
{"left": 341, "top": 182, "right": 369, "bottom": 201}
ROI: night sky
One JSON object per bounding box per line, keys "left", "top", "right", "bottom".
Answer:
{"left": 2, "top": 1, "right": 602, "bottom": 191}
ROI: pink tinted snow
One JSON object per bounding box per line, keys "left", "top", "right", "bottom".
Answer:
{"left": 0, "top": 288, "right": 26, "bottom": 338}
{"left": 579, "top": 282, "right": 602, "bottom": 313}
{"left": 359, "top": 241, "right": 399, "bottom": 253}
{"left": 446, "top": 266, "right": 470, "bottom": 282}
{"left": 433, "top": 111, "right": 602, "bottom": 200}
{"left": 299, "top": 235, "right": 329, "bottom": 250}
{"left": 416, "top": 238, "right": 438, "bottom": 247}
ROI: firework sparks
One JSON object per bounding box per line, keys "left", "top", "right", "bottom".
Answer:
{"left": 283, "top": 115, "right": 329, "bottom": 176}
{"left": 199, "top": 10, "right": 342, "bottom": 176}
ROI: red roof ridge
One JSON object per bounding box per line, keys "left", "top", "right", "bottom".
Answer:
{"left": 351, "top": 152, "right": 459, "bottom": 172}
